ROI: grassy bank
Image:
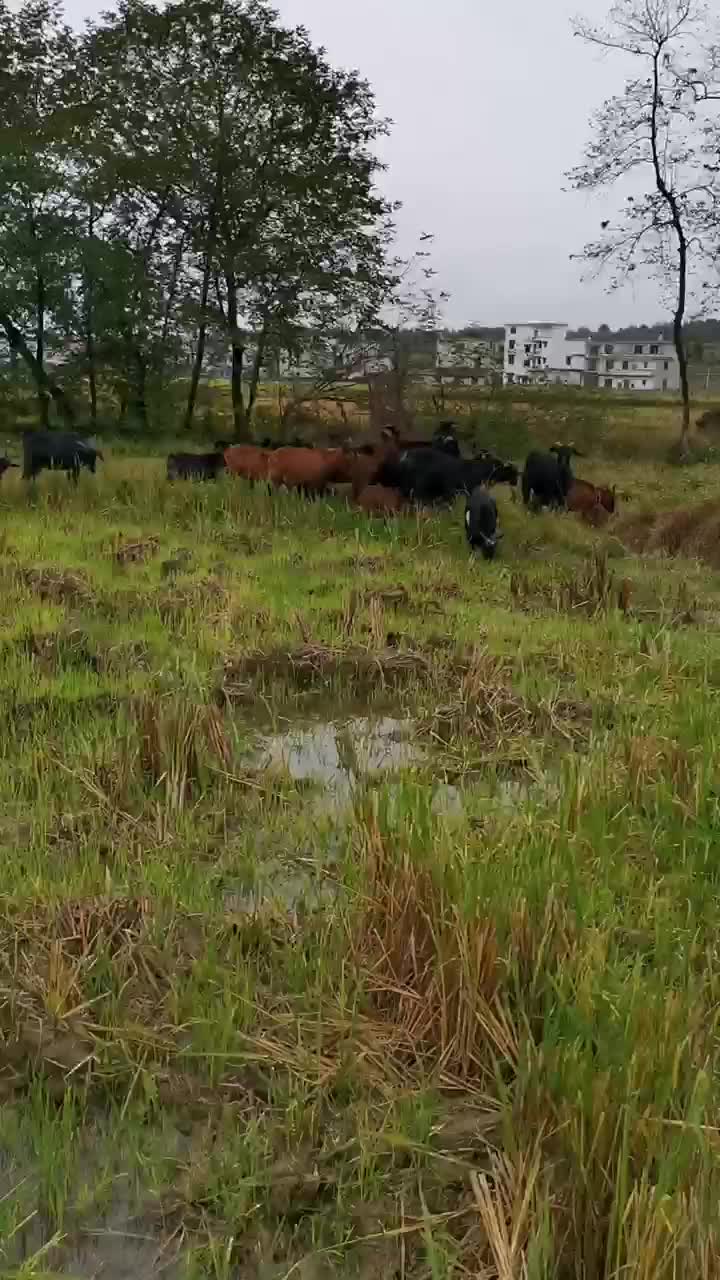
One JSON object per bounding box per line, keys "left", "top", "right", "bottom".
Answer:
{"left": 3, "top": 377, "right": 718, "bottom": 465}
{"left": 1, "top": 454, "right": 720, "bottom": 1277}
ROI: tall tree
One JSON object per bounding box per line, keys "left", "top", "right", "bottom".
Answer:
{"left": 160, "top": 0, "right": 393, "bottom": 437}
{"left": 77, "top": 3, "right": 198, "bottom": 427}
{"left": 568, "top": 0, "right": 719, "bottom": 455}
{"left": 0, "top": 0, "right": 397, "bottom": 436}
{"left": 0, "top": 0, "right": 79, "bottom": 426}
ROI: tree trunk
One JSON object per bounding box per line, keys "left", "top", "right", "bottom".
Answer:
{"left": 184, "top": 105, "right": 225, "bottom": 434}
{"left": 161, "top": 234, "right": 186, "bottom": 348}
{"left": 230, "top": 340, "right": 246, "bottom": 439}
{"left": 674, "top": 295, "right": 690, "bottom": 454}
{"left": 183, "top": 256, "right": 212, "bottom": 432}
{"left": 116, "top": 380, "right": 128, "bottom": 424}
{"left": 245, "top": 322, "right": 269, "bottom": 424}
{"left": 649, "top": 48, "right": 691, "bottom": 457}
{"left": 86, "top": 326, "right": 97, "bottom": 426}
{"left": 130, "top": 348, "right": 148, "bottom": 430}
{"left": 0, "top": 308, "right": 74, "bottom": 426}
{"left": 225, "top": 272, "right": 249, "bottom": 440}
{"left": 85, "top": 206, "right": 98, "bottom": 425}
{"left": 36, "top": 272, "right": 49, "bottom": 428}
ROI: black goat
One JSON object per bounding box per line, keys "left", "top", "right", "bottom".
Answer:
{"left": 465, "top": 487, "right": 501, "bottom": 560}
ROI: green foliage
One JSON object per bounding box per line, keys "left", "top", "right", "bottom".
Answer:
{"left": 0, "top": 0, "right": 394, "bottom": 435}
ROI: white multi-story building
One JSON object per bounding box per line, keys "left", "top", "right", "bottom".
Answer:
{"left": 584, "top": 336, "right": 678, "bottom": 392}
{"left": 503, "top": 324, "right": 679, "bottom": 391}
{"left": 504, "top": 323, "right": 581, "bottom": 386}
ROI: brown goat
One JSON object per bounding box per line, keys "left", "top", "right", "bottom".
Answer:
{"left": 567, "top": 478, "right": 616, "bottom": 517}
{"left": 224, "top": 445, "right": 269, "bottom": 483}
{"left": 346, "top": 432, "right": 400, "bottom": 498}
{"left": 266, "top": 446, "right": 350, "bottom": 494}
{"left": 355, "top": 484, "right": 405, "bottom": 515}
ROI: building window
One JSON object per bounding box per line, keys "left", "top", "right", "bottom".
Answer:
{"left": 622, "top": 361, "right": 628, "bottom": 370}
{"left": 508, "top": 355, "right": 515, "bottom": 366}
{"left": 624, "top": 380, "right": 630, "bottom": 389}
{"left": 634, "top": 344, "right": 643, "bottom": 354}
{"left": 642, "top": 379, "right": 647, "bottom": 387}
{"left": 508, "top": 340, "right": 515, "bottom": 350}
{"left": 650, "top": 344, "right": 659, "bottom": 354}
{"left": 523, "top": 359, "right": 530, "bottom": 368}
{"left": 566, "top": 356, "right": 572, "bottom": 366}
{"left": 662, "top": 378, "right": 668, "bottom": 390}
{"left": 510, "top": 326, "right": 516, "bottom": 334}
{"left": 606, "top": 359, "right": 615, "bottom": 369}
{"left": 588, "top": 359, "right": 597, "bottom": 371}
{"left": 590, "top": 345, "right": 599, "bottom": 356}
{"left": 664, "top": 360, "right": 669, "bottom": 370}
{"left": 604, "top": 343, "right": 614, "bottom": 354}
{"left": 604, "top": 378, "right": 612, "bottom": 388}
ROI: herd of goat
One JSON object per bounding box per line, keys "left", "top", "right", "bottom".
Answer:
{"left": 170, "top": 421, "right": 616, "bottom": 560}
{"left": 6, "top": 423, "right": 617, "bottom": 563}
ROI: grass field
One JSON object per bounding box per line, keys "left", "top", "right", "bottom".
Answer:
{"left": 2, "top": 438, "right": 720, "bottom": 1278}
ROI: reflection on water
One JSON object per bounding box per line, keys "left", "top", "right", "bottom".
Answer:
{"left": 223, "top": 863, "right": 338, "bottom": 918}
{"left": 0, "top": 1182, "right": 182, "bottom": 1280}
{"left": 250, "top": 715, "right": 424, "bottom": 799}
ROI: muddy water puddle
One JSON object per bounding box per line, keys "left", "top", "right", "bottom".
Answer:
{"left": 230, "top": 714, "right": 556, "bottom": 918}
{"left": 242, "top": 713, "right": 554, "bottom": 818}
{"left": 0, "top": 1184, "right": 181, "bottom": 1280}
{"left": 226, "top": 714, "right": 450, "bottom": 918}
{"left": 248, "top": 714, "right": 425, "bottom": 802}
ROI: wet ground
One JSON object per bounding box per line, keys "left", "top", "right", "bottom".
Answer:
{"left": 249, "top": 714, "right": 424, "bottom": 799}
{"left": 0, "top": 712, "right": 552, "bottom": 1278}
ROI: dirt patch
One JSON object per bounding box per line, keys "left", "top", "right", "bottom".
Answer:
{"left": 221, "top": 645, "right": 595, "bottom": 757}
{"left": 19, "top": 625, "right": 101, "bottom": 674}
{"left": 429, "top": 650, "right": 595, "bottom": 750}
{"left": 510, "top": 549, "right": 619, "bottom": 617}
{"left": 220, "top": 644, "right": 433, "bottom": 703}
{"left": 618, "top": 498, "right": 720, "bottom": 567}
{"left": 0, "top": 895, "right": 214, "bottom": 1100}
{"left": 19, "top": 566, "right": 94, "bottom": 606}
{"left": 97, "top": 638, "right": 152, "bottom": 675}
{"left": 115, "top": 535, "right": 160, "bottom": 565}
{"left": 157, "top": 577, "right": 229, "bottom": 623}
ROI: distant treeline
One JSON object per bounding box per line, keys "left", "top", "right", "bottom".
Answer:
{"left": 438, "top": 321, "right": 720, "bottom": 344}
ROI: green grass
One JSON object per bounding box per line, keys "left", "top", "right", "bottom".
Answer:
{"left": 1, "top": 452, "right": 720, "bottom": 1276}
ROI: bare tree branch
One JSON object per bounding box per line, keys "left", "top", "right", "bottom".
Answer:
{"left": 568, "top": 0, "right": 720, "bottom": 452}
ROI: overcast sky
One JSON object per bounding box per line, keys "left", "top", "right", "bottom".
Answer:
{"left": 65, "top": 0, "right": 668, "bottom": 328}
